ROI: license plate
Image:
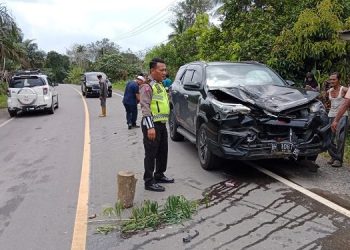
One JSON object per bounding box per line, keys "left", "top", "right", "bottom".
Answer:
{"left": 271, "top": 142, "right": 293, "bottom": 153}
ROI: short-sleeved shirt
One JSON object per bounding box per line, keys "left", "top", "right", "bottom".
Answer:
{"left": 122, "top": 80, "right": 139, "bottom": 105}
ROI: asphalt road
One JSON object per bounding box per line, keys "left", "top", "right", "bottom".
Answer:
{"left": 0, "top": 84, "right": 349, "bottom": 250}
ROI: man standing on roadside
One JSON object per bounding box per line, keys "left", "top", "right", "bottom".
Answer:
{"left": 122, "top": 75, "right": 145, "bottom": 129}
{"left": 98, "top": 74, "right": 108, "bottom": 117}
{"left": 139, "top": 58, "right": 174, "bottom": 192}
{"left": 327, "top": 72, "right": 348, "bottom": 167}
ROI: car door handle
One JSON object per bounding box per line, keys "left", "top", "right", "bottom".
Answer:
{"left": 184, "top": 94, "right": 189, "bottom": 99}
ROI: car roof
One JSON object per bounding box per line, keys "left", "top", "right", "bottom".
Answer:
{"left": 13, "top": 69, "right": 47, "bottom": 78}
{"left": 185, "top": 61, "right": 264, "bottom": 67}
{"left": 84, "top": 72, "right": 107, "bottom": 76}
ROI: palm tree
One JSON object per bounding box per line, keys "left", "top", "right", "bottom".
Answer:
{"left": 168, "top": 18, "right": 187, "bottom": 39}
{"left": 0, "top": 3, "right": 27, "bottom": 73}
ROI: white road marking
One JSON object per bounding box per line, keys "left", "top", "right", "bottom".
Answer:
{"left": 113, "top": 91, "right": 123, "bottom": 98}
{"left": 0, "top": 118, "right": 13, "bottom": 128}
{"left": 70, "top": 86, "right": 91, "bottom": 250}
{"left": 247, "top": 161, "right": 350, "bottom": 218}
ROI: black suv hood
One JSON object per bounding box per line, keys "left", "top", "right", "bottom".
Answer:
{"left": 220, "top": 84, "right": 319, "bottom": 113}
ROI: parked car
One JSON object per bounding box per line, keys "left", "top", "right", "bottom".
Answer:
{"left": 7, "top": 70, "right": 59, "bottom": 117}
{"left": 169, "top": 61, "right": 330, "bottom": 170}
{"left": 81, "top": 72, "right": 112, "bottom": 97}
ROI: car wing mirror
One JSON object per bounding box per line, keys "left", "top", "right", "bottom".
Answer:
{"left": 183, "top": 81, "right": 201, "bottom": 91}
{"left": 286, "top": 80, "right": 295, "bottom": 86}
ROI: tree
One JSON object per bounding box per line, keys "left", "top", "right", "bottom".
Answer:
{"left": 45, "top": 51, "right": 70, "bottom": 82}
{"left": 169, "top": 0, "right": 213, "bottom": 38}
{"left": 66, "top": 44, "right": 90, "bottom": 70}
{"left": 23, "top": 39, "right": 46, "bottom": 69}
{"left": 271, "top": 0, "right": 350, "bottom": 81}
{"left": 0, "top": 3, "right": 27, "bottom": 73}
{"left": 87, "top": 38, "right": 120, "bottom": 62}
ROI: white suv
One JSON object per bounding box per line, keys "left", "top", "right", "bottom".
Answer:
{"left": 7, "top": 70, "right": 59, "bottom": 117}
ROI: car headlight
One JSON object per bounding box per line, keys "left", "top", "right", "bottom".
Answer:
{"left": 212, "top": 99, "right": 251, "bottom": 114}
{"left": 309, "top": 101, "right": 326, "bottom": 113}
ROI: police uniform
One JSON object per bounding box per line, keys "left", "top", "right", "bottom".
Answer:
{"left": 139, "top": 77, "right": 171, "bottom": 187}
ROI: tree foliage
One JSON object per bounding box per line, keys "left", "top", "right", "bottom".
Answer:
{"left": 146, "top": 0, "right": 350, "bottom": 84}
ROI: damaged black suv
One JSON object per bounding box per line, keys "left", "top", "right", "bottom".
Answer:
{"left": 169, "top": 61, "right": 330, "bottom": 170}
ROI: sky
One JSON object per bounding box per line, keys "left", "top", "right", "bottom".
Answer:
{"left": 5, "top": 0, "right": 178, "bottom": 55}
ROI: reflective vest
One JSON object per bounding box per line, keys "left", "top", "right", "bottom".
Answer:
{"left": 150, "top": 82, "right": 170, "bottom": 122}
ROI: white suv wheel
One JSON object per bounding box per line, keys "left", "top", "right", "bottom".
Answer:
{"left": 17, "top": 87, "right": 37, "bottom": 105}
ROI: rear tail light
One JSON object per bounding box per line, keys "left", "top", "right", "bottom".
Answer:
{"left": 7, "top": 89, "right": 11, "bottom": 97}
{"left": 43, "top": 87, "right": 48, "bottom": 95}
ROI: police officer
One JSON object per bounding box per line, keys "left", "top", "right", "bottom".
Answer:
{"left": 139, "top": 58, "right": 174, "bottom": 192}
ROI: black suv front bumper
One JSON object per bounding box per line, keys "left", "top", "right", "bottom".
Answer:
{"left": 207, "top": 117, "right": 330, "bottom": 160}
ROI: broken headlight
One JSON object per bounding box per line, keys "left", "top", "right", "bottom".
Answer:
{"left": 309, "top": 101, "right": 326, "bottom": 113}
{"left": 212, "top": 99, "right": 251, "bottom": 114}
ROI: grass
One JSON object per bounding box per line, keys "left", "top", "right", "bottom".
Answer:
{"left": 0, "top": 94, "right": 7, "bottom": 108}
{"left": 97, "top": 195, "right": 198, "bottom": 235}
{"left": 112, "top": 80, "right": 127, "bottom": 92}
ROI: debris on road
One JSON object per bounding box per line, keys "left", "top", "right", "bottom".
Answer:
{"left": 183, "top": 230, "right": 199, "bottom": 243}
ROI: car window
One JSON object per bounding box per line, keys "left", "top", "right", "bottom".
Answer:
{"left": 174, "top": 66, "right": 186, "bottom": 83}
{"left": 10, "top": 77, "right": 45, "bottom": 88}
{"left": 191, "top": 65, "right": 202, "bottom": 83}
{"left": 86, "top": 73, "right": 106, "bottom": 81}
{"left": 206, "top": 64, "right": 286, "bottom": 88}
{"left": 183, "top": 70, "right": 194, "bottom": 83}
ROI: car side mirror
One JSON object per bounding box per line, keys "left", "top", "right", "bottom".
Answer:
{"left": 183, "top": 81, "right": 201, "bottom": 91}
{"left": 286, "top": 80, "right": 295, "bottom": 86}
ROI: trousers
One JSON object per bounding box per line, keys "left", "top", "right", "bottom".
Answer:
{"left": 142, "top": 121, "right": 168, "bottom": 185}
{"left": 328, "top": 116, "right": 348, "bottom": 162}
{"left": 123, "top": 103, "right": 138, "bottom": 125}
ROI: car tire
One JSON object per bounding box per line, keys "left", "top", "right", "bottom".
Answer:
{"left": 196, "top": 123, "right": 220, "bottom": 170}
{"left": 48, "top": 99, "right": 55, "bottom": 114}
{"left": 8, "top": 110, "right": 16, "bottom": 117}
{"left": 169, "top": 110, "right": 184, "bottom": 141}
{"left": 108, "top": 91, "right": 112, "bottom": 98}
{"left": 56, "top": 96, "right": 59, "bottom": 109}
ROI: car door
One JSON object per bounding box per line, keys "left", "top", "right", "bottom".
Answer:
{"left": 47, "top": 78, "right": 57, "bottom": 103}
{"left": 183, "top": 65, "right": 203, "bottom": 134}
{"left": 170, "top": 65, "right": 187, "bottom": 127}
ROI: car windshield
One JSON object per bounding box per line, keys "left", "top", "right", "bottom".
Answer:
{"left": 10, "top": 77, "right": 45, "bottom": 88}
{"left": 86, "top": 73, "right": 106, "bottom": 81}
{"left": 206, "top": 64, "right": 286, "bottom": 88}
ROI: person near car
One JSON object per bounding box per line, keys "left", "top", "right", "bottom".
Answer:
{"left": 122, "top": 75, "right": 145, "bottom": 129}
{"left": 327, "top": 72, "right": 348, "bottom": 167}
{"left": 304, "top": 72, "right": 319, "bottom": 91}
{"left": 139, "top": 57, "right": 173, "bottom": 192}
{"left": 97, "top": 74, "right": 108, "bottom": 117}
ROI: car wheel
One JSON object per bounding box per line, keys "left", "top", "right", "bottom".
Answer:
{"left": 56, "top": 96, "right": 59, "bottom": 109}
{"left": 169, "top": 110, "right": 184, "bottom": 141}
{"left": 196, "top": 123, "right": 220, "bottom": 170}
{"left": 108, "top": 91, "right": 112, "bottom": 98}
{"left": 8, "top": 110, "right": 16, "bottom": 117}
{"left": 48, "top": 99, "right": 55, "bottom": 114}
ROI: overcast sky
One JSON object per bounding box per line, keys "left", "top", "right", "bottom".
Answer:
{"left": 6, "top": 0, "right": 177, "bottom": 55}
